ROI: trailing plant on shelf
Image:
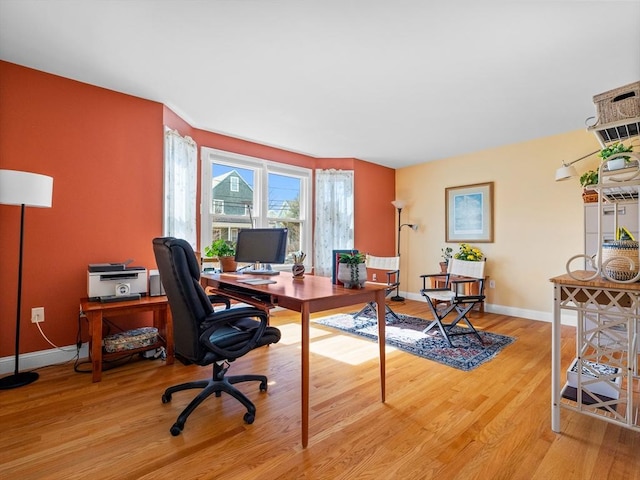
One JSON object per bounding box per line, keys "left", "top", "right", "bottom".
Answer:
{"left": 598, "top": 142, "right": 634, "bottom": 162}
{"left": 579, "top": 170, "right": 598, "bottom": 188}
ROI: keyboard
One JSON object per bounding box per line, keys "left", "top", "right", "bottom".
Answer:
{"left": 243, "top": 269, "right": 280, "bottom": 276}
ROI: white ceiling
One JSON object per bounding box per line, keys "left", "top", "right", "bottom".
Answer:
{"left": 1, "top": 0, "right": 639, "bottom": 169}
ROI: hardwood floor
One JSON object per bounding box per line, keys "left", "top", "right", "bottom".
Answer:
{"left": 1, "top": 300, "right": 638, "bottom": 479}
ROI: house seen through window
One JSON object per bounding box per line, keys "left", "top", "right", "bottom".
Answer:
{"left": 201, "top": 147, "right": 311, "bottom": 266}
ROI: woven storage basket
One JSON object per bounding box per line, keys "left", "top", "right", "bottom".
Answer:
{"left": 103, "top": 326, "right": 158, "bottom": 353}
{"left": 601, "top": 240, "right": 639, "bottom": 281}
{"left": 582, "top": 190, "right": 598, "bottom": 203}
{"left": 593, "top": 81, "right": 640, "bottom": 125}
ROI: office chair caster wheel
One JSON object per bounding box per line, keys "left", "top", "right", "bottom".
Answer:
{"left": 170, "top": 424, "right": 182, "bottom": 436}
{"left": 162, "top": 393, "right": 171, "bottom": 403}
{"left": 259, "top": 381, "right": 267, "bottom": 392}
{"left": 243, "top": 412, "right": 255, "bottom": 424}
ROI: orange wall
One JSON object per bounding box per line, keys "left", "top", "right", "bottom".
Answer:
{"left": 0, "top": 61, "right": 396, "bottom": 357}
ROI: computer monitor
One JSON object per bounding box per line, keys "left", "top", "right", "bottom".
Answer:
{"left": 234, "top": 228, "right": 288, "bottom": 273}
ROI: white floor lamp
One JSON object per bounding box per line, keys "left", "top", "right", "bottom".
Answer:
{"left": 0, "top": 169, "right": 53, "bottom": 389}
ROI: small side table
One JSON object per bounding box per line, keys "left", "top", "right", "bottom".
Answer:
{"left": 80, "top": 296, "right": 174, "bottom": 382}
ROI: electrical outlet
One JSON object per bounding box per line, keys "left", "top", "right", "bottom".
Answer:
{"left": 489, "top": 280, "right": 496, "bottom": 289}
{"left": 372, "top": 273, "right": 377, "bottom": 281}
{"left": 31, "top": 307, "right": 45, "bottom": 323}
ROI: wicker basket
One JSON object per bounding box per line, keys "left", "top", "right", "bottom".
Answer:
{"left": 582, "top": 190, "right": 598, "bottom": 203}
{"left": 601, "top": 241, "right": 639, "bottom": 281}
{"left": 593, "top": 81, "right": 640, "bottom": 125}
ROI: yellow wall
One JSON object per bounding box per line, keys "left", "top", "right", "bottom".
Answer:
{"left": 396, "top": 128, "right": 603, "bottom": 321}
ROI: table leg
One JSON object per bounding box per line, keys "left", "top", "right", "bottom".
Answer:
{"left": 301, "top": 303, "right": 310, "bottom": 448}
{"left": 375, "top": 289, "right": 386, "bottom": 402}
{"left": 551, "top": 284, "right": 561, "bottom": 432}
{"left": 163, "top": 307, "right": 174, "bottom": 364}
{"left": 88, "top": 311, "right": 103, "bottom": 383}
{"left": 153, "top": 306, "right": 174, "bottom": 365}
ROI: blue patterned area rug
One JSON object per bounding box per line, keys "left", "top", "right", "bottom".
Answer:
{"left": 313, "top": 312, "right": 515, "bottom": 371}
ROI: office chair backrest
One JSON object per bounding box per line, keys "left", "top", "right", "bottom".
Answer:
{"left": 153, "top": 237, "right": 215, "bottom": 362}
{"left": 447, "top": 258, "right": 486, "bottom": 279}
{"left": 365, "top": 255, "right": 400, "bottom": 271}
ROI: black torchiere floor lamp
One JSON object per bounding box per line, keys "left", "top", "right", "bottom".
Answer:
{"left": 0, "top": 169, "right": 54, "bottom": 390}
{"left": 391, "top": 200, "right": 418, "bottom": 302}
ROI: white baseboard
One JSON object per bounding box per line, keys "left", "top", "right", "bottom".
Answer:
{"left": 1, "top": 292, "right": 578, "bottom": 376}
{"left": 0, "top": 343, "right": 88, "bottom": 375}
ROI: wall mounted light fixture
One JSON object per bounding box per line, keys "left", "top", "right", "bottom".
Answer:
{"left": 555, "top": 149, "right": 600, "bottom": 181}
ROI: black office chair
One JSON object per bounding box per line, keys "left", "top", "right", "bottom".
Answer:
{"left": 152, "top": 237, "right": 281, "bottom": 436}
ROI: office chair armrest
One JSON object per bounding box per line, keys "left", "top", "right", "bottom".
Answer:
{"left": 199, "top": 307, "right": 269, "bottom": 359}
{"left": 207, "top": 294, "right": 231, "bottom": 309}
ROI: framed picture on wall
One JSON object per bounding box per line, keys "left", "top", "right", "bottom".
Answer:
{"left": 445, "top": 182, "right": 494, "bottom": 243}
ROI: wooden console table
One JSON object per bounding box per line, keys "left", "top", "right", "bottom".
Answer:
{"left": 80, "top": 296, "right": 174, "bottom": 382}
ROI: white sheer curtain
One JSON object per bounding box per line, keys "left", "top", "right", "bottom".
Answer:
{"left": 163, "top": 127, "right": 197, "bottom": 248}
{"left": 314, "top": 169, "right": 354, "bottom": 276}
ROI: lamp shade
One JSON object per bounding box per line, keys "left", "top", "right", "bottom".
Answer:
{"left": 391, "top": 200, "right": 406, "bottom": 209}
{"left": 0, "top": 169, "right": 53, "bottom": 207}
{"left": 555, "top": 164, "right": 578, "bottom": 182}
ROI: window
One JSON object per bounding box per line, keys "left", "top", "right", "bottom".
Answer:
{"left": 213, "top": 199, "right": 224, "bottom": 214}
{"left": 163, "top": 128, "right": 197, "bottom": 248}
{"left": 201, "top": 147, "right": 312, "bottom": 267}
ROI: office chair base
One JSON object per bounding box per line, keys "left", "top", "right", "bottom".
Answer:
{"left": 162, "top": 371, "right": 268, "bottom": 436}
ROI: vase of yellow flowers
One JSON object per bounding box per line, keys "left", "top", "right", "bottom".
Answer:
{"left": 454, "top": 243, "right": 484, "bottom": 262}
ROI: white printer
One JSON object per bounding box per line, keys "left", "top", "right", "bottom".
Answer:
{"left": 87, "top": 263, "right": 148, "bottom": 301}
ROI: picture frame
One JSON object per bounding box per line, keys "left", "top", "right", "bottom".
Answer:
{"left": 445, "top": 182, "right": 494, "bottom": 243}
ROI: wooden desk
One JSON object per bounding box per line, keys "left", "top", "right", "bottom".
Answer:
{"left": 201, "top": 271, "right": 388, "bottom": 448}
{"left": 80, "top": 296, "right": 174, "bottom": 382}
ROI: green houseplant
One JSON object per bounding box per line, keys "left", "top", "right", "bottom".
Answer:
{"left": 204, "top": 239, "right": 237, "bottom": 272}
{"left": 337, "top": 252, "right": 367, "bottom": 288}
{"left": 440, "top": 246, "right": 453, "bottom": 272}
{"left": 579, "top": 169, "right": 599, "bottom": 203}
{"left": 598, "top": 142, "right": 634, "bottom": 163}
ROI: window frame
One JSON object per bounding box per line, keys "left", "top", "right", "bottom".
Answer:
{"left": 200, "top": 147, "right": 312, "bottom": 267}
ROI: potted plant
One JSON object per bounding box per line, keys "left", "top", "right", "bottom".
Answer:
{"left": 579, "top": 170, "right": 599, "bottom": 203}
{"left": 204, "top": 238, "right": 237, "bottom": 272}
{"left": 440, "top": 246, "right": 452, "bottom": 272}
{"left": 337, "top": 252, "right": 367, "bottom": 288}
{"left": 599, "top": 142, "right": 634, "bottom": 171}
